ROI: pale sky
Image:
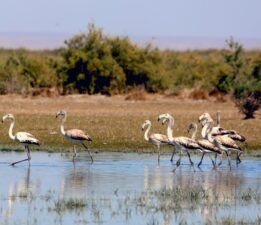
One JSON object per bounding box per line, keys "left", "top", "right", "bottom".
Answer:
{"left": 1, "top": 0, "right": 261, "bottom": 38}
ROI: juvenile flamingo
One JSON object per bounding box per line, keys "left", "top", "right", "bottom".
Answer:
{"left": 187, "top": 123, "right": 221, "bottom": 167}
{"left": 2, "top": 114, "right": 40, "bottom": 166}
{"left": 199, "top": 112, "right": 245, "bottom": 164}
{"left": 158, "top": 113, "right": 202, "bottom": 168}
{"left": 56, "top": 110, "right": 93, "bottom": 162}
{"left": 141, "top": 120, "right": 170, "bottom": 162}
{"left": 200, "top": 118, "right": 242, "bottom": 168}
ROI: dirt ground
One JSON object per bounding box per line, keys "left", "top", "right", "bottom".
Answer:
{"left": 0, "top": 94, "right": 260, "bottom": 151}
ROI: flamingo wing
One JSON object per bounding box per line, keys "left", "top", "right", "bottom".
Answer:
{"left": 66, "top": 129, "right": 92, "bottom": 141}
{"left": 15, "top": 132, "right": 40, "bottom": 145}
{"left": 150, "top": 133, "right": 169, "bottom": 144}
{"left": 198, "top": 139, "right": 221, "bottom": 154}
{"left": 215, "top": 135, "right": 241, "bottom": 151}
{"left": 174, "top": 137, "right": 200, "bottom": 149}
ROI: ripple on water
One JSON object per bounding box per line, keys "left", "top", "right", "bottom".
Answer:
{"left": 0, "top": 151, "right": 260, "bottom": 225}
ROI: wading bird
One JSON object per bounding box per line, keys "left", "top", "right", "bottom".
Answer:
{"left": 158, "top": 113, "right": 202, "bottom": 168}
{"left": 56, "top": 110, "right": 93, "bottom": 162}
{"left": 199, "top": 112, "right": 245, "bottom": 165}
{"left": 141, "top": 120, "right": 170, "bottom": 162}
{"left": 2, "top": 114, "right": 40, "bottom": 166}
{"left": 187, "top": 123, "right": 221, "bottom": 167}
{"left": 199, "top": 117, "right": 242, "bottom": 168}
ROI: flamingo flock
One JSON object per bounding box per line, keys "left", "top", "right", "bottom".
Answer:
{"left": 142, "top": 112, "right": 246, "bottom": 168}
{"left": 2, "top": 111, "right": 93, "bottom": 166}
{"left": 1, "top": 109, "right": 246, "bottom": 169}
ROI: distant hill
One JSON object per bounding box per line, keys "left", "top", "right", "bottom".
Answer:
{"left": 1, "top": 32, "right": 261, "bottom": 51}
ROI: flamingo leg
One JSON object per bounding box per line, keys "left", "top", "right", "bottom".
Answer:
{"left": 157, "top": 144, "right": 161, "bottom": 163}
{"left": 10, "top": 145, "right": 31, "bottom": 166}
{"left": 187, "top": 151, "right": 194, "bottom": 166}
{"left": 218, "top": 151, "right": 224, "bottom": 166}
{"left": 236, "top": 152, "right": 242, "bottom": 164}
{"left": 214, "top": 153, "right": 218, "bottom": 165}
{"left": 82, "top": 143, "right": 93, "bottom": 162}
{"left": 208, "top": 154, "right": 215, "bottom": 167}
{"left": 227, "top": 151, "right": 231, "bottom": 168}
{"left": 170, "top": 148, "right": 176, "bottom": 162}
{"left": 176, "top": 151, "right": 182, "bottom": 166}
{"left": 198, "top": 152, "right": 205, "bottom": 167}
{"left": 72, "top": 145, "right": 77, "bottom": 161}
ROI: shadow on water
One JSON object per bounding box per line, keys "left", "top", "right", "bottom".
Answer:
{"left": 0, "top": 151, "right": 260, "bottom": 225}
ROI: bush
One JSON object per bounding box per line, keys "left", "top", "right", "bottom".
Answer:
{"left": 62, "top": 24, "right": 166, "bottom": 95}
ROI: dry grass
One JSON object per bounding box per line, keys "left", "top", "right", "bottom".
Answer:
{"left": 0, "top": 94, "right": 260, "bottom": 152}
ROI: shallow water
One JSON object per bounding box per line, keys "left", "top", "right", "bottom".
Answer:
{"left": 0, "top": 152, "right": 260, "bottom": 225}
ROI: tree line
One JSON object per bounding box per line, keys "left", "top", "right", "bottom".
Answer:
{"left": 0, "top": 25, "right": 260, "bottom": 118}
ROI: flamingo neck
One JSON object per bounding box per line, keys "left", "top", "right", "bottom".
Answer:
{"left": 166, "top": 117, "right": 174, "bottom": 142}
{"left": 60, "top": 115, "right": 67, "bottom": 136}
{"left": 206, "top": 123, "right": 214, "bottom": 143}
{"left": 191, "top": 125, "right": 197, "bottom": 140}
{"left": 8, "top": 120, "right": 15, "bottom": 140}
{"left": 144, "top": 124, "right": 151, "bottom": 142}
{"left": 201, "top": 122, "right": 210, "bottom": 139}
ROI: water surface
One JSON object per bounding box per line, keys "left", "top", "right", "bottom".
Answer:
{"left": 0, "top": 152, "right": 260, "bottom": 225}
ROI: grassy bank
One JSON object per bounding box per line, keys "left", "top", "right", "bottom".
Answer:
{"left": 0, "top": 94, "right": 260, "bottom": 152}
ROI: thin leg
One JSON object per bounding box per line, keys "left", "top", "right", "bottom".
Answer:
{"left": 176, "top": 151, "right": 182, "bottom": 166}
{"left": 198, "top": 152, "right": 205, "bottom": 167}
{"left": 157, "top": 144, "right": 161, "bottom": 163}
{"left": 187, "top": 151, "right": 194, "bottom": 166}
{"left": 236, "top": 152, "right": 242, "bottom": 164}
{"left": 10, "top": 145, "right": 31, "bottom": 166}
{"left": 170, "top": 148, "right": 176, "bottom": 162}
{"left": 82, "top": 143, "right": 93, "bottom": 162}
{"left": 208, "top": 154, "right": 215, "bottom": 167}
{"left": 26, "top": 146, "right": 31, "bottom": 166}
{"left": 173, "top": 151, "right": 181, "bottom": 172}
{"left": 218, "top": 151, "right": 224, "bottom": 166}
{"left": 72, "top": 145, "right": 77, "bottom": 161}
{"left": 214, "top": 154, "right": 218, "bottom": 165}
{"left": 227, "top": 151, "right": 231, "bottom": 168}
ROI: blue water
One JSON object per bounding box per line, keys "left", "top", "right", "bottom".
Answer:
{"left": 0, "top": 152, "right": 260, "bottom": 225}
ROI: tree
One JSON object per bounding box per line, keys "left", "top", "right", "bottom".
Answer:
{"left": 223, "top": 38, "right": 260, "bottom": 119}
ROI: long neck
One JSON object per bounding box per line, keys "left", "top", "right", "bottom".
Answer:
{"left": 191, "top": 125, "right": 197, "bottom": 140}
{"left": 216, "top": 112, "right": 221, "bottom": 127}
{"left": 8, "top": 120, "right": 15, "bottom": 140}
{"left": 166, "top": 117, "right": 174, "bottom": 142}
{"left": 144, "top": 124, "right": 151, "bottom": 141}
{"left": 201, "top": 122, "right": 210, "bottom": 139}
{"left": 60, "top": 115, "right": 67, "bottom": 136}
{"left": 207, "top": 123, "right": 214, "bottom": 142}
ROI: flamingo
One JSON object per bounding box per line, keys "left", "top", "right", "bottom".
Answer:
{"left": 158, "top": 113, "right": 202, "bottom": 168}
{"left": 141, "top": 120, "right": 171, "bottom": 162}
{"left": 187, "top": 123, "right": 222, "bottom": 167}
{"left": 200, "top": 118, "right": 242, "bottom": 168}
{"left": 199, "top": 112, "right": 245, "bottom": 164}
{"left": 2, "top": 114, "right": 40, "bottom": 166}
{"left": 56, "top": 110, "right": 93, "bottom": 162}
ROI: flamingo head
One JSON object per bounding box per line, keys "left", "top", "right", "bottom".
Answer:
{"left": 187, "top": 123, "right": 197, "bottom": 133}
{"left": 56, "top": 110, "right": 67, "bottom": 118}
{"left": 2, "top": 113, "right": 14, "bottom": 123}
{"left": 198, "top": 112, "right": 213, "bottom": 127}
{"left": 157, "top": 113, "right": 172, "bottom": 125}
{"left": 141, "top": 120, "right": 151, "bottom": 131}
